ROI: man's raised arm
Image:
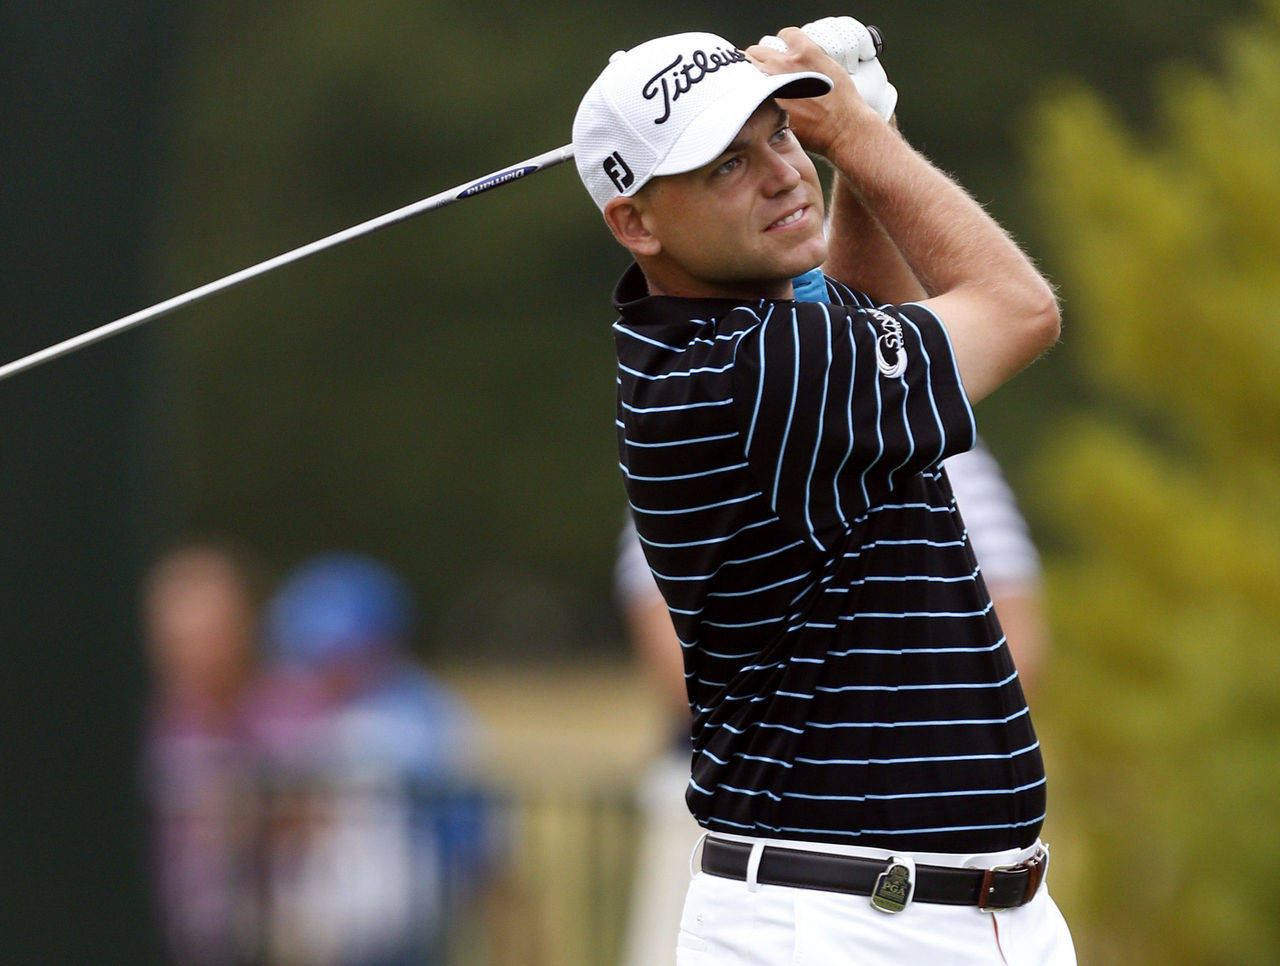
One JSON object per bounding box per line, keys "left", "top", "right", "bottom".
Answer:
{"left": 751, "top": 28, "right": 1060, "bottom": 403}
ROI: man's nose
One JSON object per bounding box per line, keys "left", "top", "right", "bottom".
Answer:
{"left": 761, "top": 148, "right": 802, "bottom": 196}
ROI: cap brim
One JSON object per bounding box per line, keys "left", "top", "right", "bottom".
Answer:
{"left": 651, "top": 69, "right": 833, "bottom": 177}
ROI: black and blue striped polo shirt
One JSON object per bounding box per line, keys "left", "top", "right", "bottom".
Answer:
{"left": 612, "top": 263, "right": 1046, "bottom": 854}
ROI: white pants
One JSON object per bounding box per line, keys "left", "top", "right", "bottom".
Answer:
{"left": 676, "top": 838, "right": 1076, "bottom": 966}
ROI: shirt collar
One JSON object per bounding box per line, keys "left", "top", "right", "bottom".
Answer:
{"left": 611, "top": 262, "right": 775, "bottom": 326}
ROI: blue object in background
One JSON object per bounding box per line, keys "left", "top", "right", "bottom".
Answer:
{"left": 265, "top": 553, "right": 416, "bottom": 666}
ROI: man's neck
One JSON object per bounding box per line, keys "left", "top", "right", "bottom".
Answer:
{"left": 638, "top": 259, "right": 794, "bottom": 301}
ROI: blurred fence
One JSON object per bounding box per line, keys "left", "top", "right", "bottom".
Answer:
{"left": 151, "top": 773, "right": 647, "bottom": 966}
{"left": 453, "top": 787, "right": 641, "bottom": 966}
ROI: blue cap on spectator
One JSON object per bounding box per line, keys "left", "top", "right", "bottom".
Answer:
{"left": 266, "top": 554, "right": 415, "bottom": 667}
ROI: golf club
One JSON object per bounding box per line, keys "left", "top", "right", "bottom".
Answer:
{"left": 1, "top": 22, "right": 883, "bottom": 384}
{"left": 0, "top": 144, "right": 576, "bottom": 383}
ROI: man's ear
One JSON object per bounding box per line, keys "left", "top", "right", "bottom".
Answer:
{"left": 603, "top": 194, "right": 661, "bottom": 257}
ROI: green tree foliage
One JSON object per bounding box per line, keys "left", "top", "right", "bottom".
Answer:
{"left": 1025, "top": 3, "right": 1280, "bottom": 962}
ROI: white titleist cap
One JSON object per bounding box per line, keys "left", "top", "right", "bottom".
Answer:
{"left": 572, "top": 32, "right": 832, "bottom": 210}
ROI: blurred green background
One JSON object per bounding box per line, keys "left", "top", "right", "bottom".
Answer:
{"left": 3, "top": 0, "right": 1277, "bottom": 962}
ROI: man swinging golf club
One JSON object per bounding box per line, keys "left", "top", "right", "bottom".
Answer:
{"left": 574, "top": 17, "right": 1074, "bottom": 965}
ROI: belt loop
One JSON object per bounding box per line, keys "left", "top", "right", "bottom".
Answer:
{"left": 745, "top": 841, "right": 766, "bottom": 893}
{"left": 977, "top": 867, "right": 998, "bottom": 911}
{"left": 689, "top": 831, "right": 710, "bottom": 879}
{"left": 1024, "top": 845, "right": 1050, "bottom": 903}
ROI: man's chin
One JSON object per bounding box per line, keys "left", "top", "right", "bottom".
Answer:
{"left": 787, "top": 235, "right": 828, "bottom": 275}
{"left": 787, "top": 249, "right": 828, "bottom": 281}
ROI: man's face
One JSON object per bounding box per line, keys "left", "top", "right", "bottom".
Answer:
{"left": 639, "top": 100, "right": 827, "bottom": 299}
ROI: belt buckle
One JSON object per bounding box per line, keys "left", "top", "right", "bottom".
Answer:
{"left": 977, "top": 847, "right": 1049, "bottom": 911}
{"left": 870, "top": 855, "right": 916, "bottom": 914}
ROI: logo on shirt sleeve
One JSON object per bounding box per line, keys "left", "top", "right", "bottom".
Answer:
{"left": 870, "top": 308, "right": 908, "bottom": 378}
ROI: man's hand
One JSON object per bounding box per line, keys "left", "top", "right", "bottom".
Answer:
{"left": 745, "top": 27, "right": 884, "bottom": 160}
{"left": 758, "top": 18, "right": 898, "bottom": 121}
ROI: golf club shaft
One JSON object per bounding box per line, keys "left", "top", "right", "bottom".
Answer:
{"left": 0, "top": 143, "right": 576, "bottom": 383}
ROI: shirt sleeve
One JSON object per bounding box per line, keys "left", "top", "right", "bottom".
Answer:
{"left": 730, "top": 299, "right": 975, "bottom": 550}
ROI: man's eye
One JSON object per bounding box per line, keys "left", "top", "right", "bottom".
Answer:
{"left": 771, "top": 125, "right": 792, "bottom": 144}
{"left": 715, "top": 157, "right": 741, "bottom": 176}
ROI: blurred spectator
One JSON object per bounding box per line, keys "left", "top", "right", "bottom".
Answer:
{"left": 616, "top": 436, "right": 1048, "bottom": 966}
{"left": 249, "top": 553, "right": 492, "bottom": 966}
{"left": 141, "top": 540, "right": 263, "bottom": 966}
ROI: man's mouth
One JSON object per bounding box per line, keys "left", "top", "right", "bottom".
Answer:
{"left": 767, "top": 206, "right": 808, "bottom": 231}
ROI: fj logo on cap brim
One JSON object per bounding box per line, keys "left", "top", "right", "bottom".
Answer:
{"left": 870, "top": 855, "right": 916, "bottom": 914}
{"left": 604, "top": 151, "right": 634, "bottom": 192}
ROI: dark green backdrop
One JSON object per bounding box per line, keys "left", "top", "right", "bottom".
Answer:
{"left": 2, "top": 1, "right": 173, "bottom": 960}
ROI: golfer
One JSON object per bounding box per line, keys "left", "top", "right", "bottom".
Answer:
{"left": 573, "top": 20, "right": 1073, "bottom": 966}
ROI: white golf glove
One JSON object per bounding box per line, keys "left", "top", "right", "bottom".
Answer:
{"left": 759, "top": 16, "right": 898, "bottom": 121}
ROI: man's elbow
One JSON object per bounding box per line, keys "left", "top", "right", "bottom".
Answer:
{"left": 1021, "top": 279, "right": 1061, "bottom": 357}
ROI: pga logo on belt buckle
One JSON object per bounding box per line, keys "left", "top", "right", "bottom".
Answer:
{"left": 870, "top": 855, "right": 916, "bottom": 914}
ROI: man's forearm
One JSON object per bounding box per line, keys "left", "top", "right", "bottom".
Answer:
{"left": 827, "top": 112, "right": 1058, "bottom": 400}
{"left": 824, "top": 166, "right": 926, "bottom": 304}
{"left": 827, "top": 120, "right": 1040, "bottom": 312}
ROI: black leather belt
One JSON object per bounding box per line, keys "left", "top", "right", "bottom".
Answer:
{"left": 701, "top": 836, "right": 1047, "bottom": 911}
